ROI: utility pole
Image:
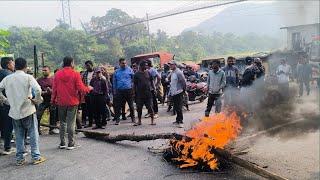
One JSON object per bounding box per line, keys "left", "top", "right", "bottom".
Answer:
{"left": 40, "top": 52, "right": 45, "bottom": 68}
{"left": 146, "top": 13, "right": 152, "bottom": 53}
{"left": 61, "top": 0, "right": 72, "bottom": 27}
{"left": 33, "top": 45, "right": 38, "bottom": 78}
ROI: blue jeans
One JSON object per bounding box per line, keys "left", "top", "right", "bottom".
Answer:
{"left": 12, "top": 114, "right": 41, "bottom": 161}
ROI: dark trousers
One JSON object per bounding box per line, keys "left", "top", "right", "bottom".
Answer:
{"left": 114, "top": 89, "right": 135, "bottom": 122}
{"left": 205, "top": 94, "right": 222, "bottom": 115}
{"left": 278, "top": 82, "right": 289, "bottom": 99}
{"left": 76, "top": 109, "right": 82, "bottom": 129}
{"left": 111, "top": 98, "right": 125, "bottom": 120}
{"left": 93, "top": 94, "right": 107, "bottom": 127}
{"left": 150, "top": 91, "right": 158, "bottom": 114}
{"left": 136, "top": 97, "right": 154, "bottom": 119}
{"left": 0, "top": 105, "right": 12, "bottom": 150}
{"left": 81, "top": 95, "right": 94, "bottom": 126}
{"left": 172, "top": 92, "right": 184, "bottom": 123}
{"left": 299, "top": 80, "right": 310, "bottom": 96}
{"left": 162, "top": 85, "right": 169, "bottom": 104}
{"left": 36, "top": 101, "right": 56, "bottom": 131}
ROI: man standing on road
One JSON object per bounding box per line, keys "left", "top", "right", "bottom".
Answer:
{"left": 240, "top": 57, "right": 256, "bottom": 114}
{"left": 133, "top": 61, "right": 155, "bottom": 126}
{"left": 222, "top": 56, "right": 239, "bottom": 106}
{"left": 0, "top": 57, "right": 15, "bottom": 155}
{"left": 0, "top": 57, "right": 46, "bottom": 165}
{"left": 113, "top": 58, "right": 135, "bottom": 125}
{"left": 276, "top": 59, "right": 291, "bottom": 98}
{"left": 81, "top": 60, "right": 95, "bottom": 127}
{"left": 205, "top": 61, "right": 226, "bottom": 117}
{"left": 168, "top": 61, "right": 186, "bottom": 128}
{"left": 296, "top": 58, "right": 312, "bottom": 96}
{"left": 36, "top": 66, "right": 58, "bottom": 135}
{"left": 161, "top": 64, "right": 171, "bottom": 105}
{"left": 51, "top": 56, "right": 92, "bottom": 150}
{"left": 145, "top": 60, "right": 161, "bottom": 119}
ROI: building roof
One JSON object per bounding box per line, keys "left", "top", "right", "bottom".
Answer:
{"left": 280, "top": 23, "right": 320, "bottom": 29}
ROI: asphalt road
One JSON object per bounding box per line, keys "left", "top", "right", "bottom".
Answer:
{"left": 0, "top": 85, "right": 319, "bottom": 180}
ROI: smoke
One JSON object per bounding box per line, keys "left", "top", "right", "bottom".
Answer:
{"left": 229, "top": 61, "right": 320, "bottom": 139}
{"left": 275, "top": 1, "right": 320, "bottom": 26}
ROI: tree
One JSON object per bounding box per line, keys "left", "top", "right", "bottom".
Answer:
{"left": 7, "top": 26, "right": 51, "bottom": 58}
{"left": 45, "top": 26, "right": 97, "bottom": 64}
{"left": 107, "top": 37, "right": 124, "bottom": 64}
{"left": 85, "top": 8, "right": 147, "bottom": 45}
{"left": 124, "top": 38, "right": 149, "bottom": 59}
{"left": 0, "top": 29, "right": 10, "bottom": 54}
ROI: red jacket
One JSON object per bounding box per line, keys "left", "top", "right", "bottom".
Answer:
{"left": 51, "top": 67, "right": 90, "bottom": 106}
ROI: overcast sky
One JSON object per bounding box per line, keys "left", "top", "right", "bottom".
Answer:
{"left": 0, "top": 1, "right": 245, "bottom": 35}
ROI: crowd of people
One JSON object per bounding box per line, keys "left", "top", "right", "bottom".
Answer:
{"left": 0, "top": 53, "right": 316, "bottom": 166}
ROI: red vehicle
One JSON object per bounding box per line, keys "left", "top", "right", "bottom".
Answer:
{"left": 131, "top": 51, "right": 174, "bottom": 67}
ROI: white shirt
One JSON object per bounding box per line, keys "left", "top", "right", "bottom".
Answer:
{"left": 169, "top": 69, "right": 185, "bottom": 96}
{"left": 87, "top": 71, "right": 94, "bottom": 85}
{"left": 0, "top": 70, "right": 42, "bottom": 120}
{"left": 276, "top": 64, "right": 291, "bottom": 83}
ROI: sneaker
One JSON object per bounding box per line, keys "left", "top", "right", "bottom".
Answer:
{"left": 59, "top": 143, "right": 67, "bottom": 149}
{"left": 67, "top": 144, "right": 80, "bottom": 150}
{"left": 205, "top": 111, "right": 210, "bottom": 117}
{"left": 1, "top": 148, "right": 15, "bottom": 155}
{"left": 49, "top": 128, "right": 60, "bottom": 135}
{"left": 172, "top": 121, "right": 179, "bottom": 125}
{"left": 122, "top": 116, "right": 127, "bottom": 120}
{"left": 144, "top": 113, "right": 151, "bottom": 118}
{"left": 16, "top": 159, "right": 26, "bottom": 166}
{"left": 33, "top": 156, "right": 46, "bottom": 165}
{"left": 115, "top": 122, "right": 120, "bottom": 125}
{"left": 178, "top": 123, "right": 184, "bottom": 128}
{"left": 23, "top": 151, "right": 28, "bottom": 157}
{"left": 153, "top": 114, "right": 159, "bottom": 119}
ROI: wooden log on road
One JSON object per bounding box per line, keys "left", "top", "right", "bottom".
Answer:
{"left": 82, "top": 131, "right": 186, "bottom": 143}
{"left": 83, "top": 130, "right": 288, "bottom": 180}
{"left": 213, "top": 148, "right": 288, "bottom": 180}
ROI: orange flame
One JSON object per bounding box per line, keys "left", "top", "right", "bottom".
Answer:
{"left": 170, "top": 111, "right": 242, "bottom": 170}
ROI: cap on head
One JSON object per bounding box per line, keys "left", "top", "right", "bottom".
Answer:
{"left": 245, "top": 56, "right": 253, "bottom": 65}
{"left": 168, "top": 60, "right": 177, "bottom": 66}
{"left": 95, "top": 67, "right": 102, "bottom": 73}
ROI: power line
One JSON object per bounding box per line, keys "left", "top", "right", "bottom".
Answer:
{"left": 90, "top": 0, "right": 247, "bottom": 37}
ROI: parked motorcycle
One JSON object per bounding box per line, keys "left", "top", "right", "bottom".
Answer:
{"left": 186, "top": 75, "right": 208, "bottom": 102}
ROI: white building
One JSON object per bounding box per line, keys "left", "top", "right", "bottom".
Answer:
{"left": 280, "top": 23, "right": 320, "bottom": 51}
